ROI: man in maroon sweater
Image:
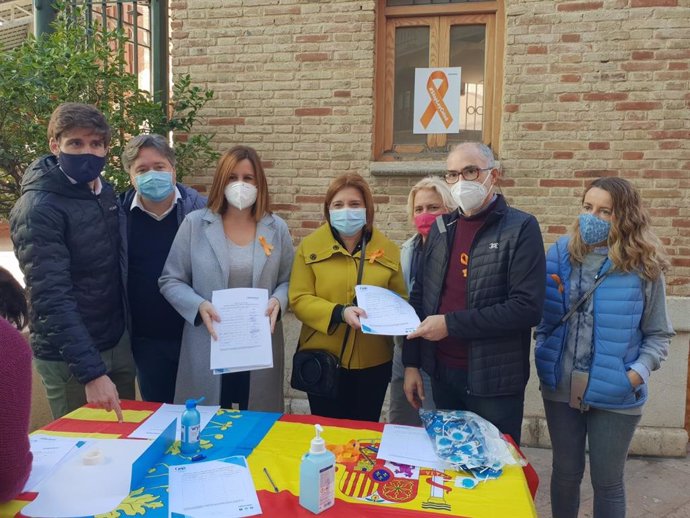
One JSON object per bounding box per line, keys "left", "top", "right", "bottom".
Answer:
{"left": 403, "top": 143, "right": 545, "bottom": 443}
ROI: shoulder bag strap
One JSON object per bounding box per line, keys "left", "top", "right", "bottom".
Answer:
{"left": 559, "top": 271, "right": 609, "bottom": 325}
{"left": 336, "top": 233, "right": 368, "bottom": 366}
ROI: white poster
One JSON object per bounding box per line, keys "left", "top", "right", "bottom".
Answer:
{"left": 413, "top": 67, "right": 462, "bottom": 134}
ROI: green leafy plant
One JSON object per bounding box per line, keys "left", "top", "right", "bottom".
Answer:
{"left": 0, "top": 10, "right": 217, "bottom": 218}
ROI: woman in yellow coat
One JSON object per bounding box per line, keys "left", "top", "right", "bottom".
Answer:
{"left": 289, "top": 173, "right": 407, "bottom": 422}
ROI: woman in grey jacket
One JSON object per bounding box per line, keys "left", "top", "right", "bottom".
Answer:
{"left": 389, "top": 176, "right": 456, "bottom": 425}
{"left": 159, "top": 146, "right": 294, "bottom": 411}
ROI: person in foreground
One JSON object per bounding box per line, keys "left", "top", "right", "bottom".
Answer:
{"left": 120, "top": 134, "right": 206, "bottom": 403}
{"left": 389, "top": 176, "right": 457, "bottom": 426}
{"left": 403, "top": 142, "right": 545, "bottom": 443}
{"left": 159, "top": 145, "right": 294, "bottom": 411}
{"left": 289, "top": 173, "right": 407, "bottom": 422}
{"left": 10, "top": 102, "right": 135, "bottom": 421}
{"left": 535, "top": 177, "right": 674, "bottom": 518}
{"left": 0, "top": 267, "right": 32, "bottom": 502}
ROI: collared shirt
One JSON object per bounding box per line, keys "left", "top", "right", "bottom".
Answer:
{"left": 130, "top": 187, "right": 181, "bottom": 221}
{"left": 62, "top": 169, "right": 103, "bottom": 195}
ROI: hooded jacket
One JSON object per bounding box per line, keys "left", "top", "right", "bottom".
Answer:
{"left": 10, "top": 155, "right": 125, "bottom": 384}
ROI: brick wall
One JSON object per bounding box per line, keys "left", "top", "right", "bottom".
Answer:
{"left": 503, "top": 0, "right": 690, "bottom": 296}
{"left": 170, "top": 0, "right": 392, "bottom": 241}
{"left": 170, "top": 0, "right": 690, "bottom": 296}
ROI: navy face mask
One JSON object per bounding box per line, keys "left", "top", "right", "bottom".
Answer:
{"left": 58, "top": 152, "right": 107, "bottom": 184}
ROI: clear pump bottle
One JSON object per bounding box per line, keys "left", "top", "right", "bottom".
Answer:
{"left": 299, "top": 424, "right": 336, "bottom": 514}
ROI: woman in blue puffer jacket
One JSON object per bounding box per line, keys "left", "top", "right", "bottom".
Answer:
{"left": 534, "top": 177, "right": 674, "bottom": 518}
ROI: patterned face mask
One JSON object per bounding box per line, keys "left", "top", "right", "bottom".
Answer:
{"left": 578, "top": 213, "right": 611, "bottom": 245}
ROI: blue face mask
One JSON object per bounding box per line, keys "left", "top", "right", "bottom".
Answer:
{"left": 58, "top": 152, "right": 106, "bottom": 184}
{"left": 578, "top": 213, "right": 611, "bottom": 245}
{"left": 330, "top": 208, "right": 366, "bottom": 237}
{"left": 136, "top": 170, "right": 175, "bottom": 202}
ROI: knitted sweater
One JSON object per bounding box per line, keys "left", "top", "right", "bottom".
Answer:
{"left": 0, "top": 318, "right": 32, "bottom": 502}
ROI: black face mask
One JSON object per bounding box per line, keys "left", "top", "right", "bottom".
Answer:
{"left": 58, "top": 152, "right": 107, "bottom": 184}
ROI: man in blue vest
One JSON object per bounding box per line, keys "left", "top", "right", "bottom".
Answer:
{"left": 402, "top": 142, "right": 546, "bottom": 444}
{"left": 120, "top": 134, "right": 207, "bottom": 403}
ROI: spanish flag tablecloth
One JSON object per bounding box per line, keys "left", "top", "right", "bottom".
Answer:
{"left": 1, "top": 401, "right": 537, "bottom": 518}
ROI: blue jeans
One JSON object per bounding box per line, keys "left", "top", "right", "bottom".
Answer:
{"left": 543, "top": 399, "right": 641, "bottom": 518}
{"left": 431, "top": 363, "right": 525, "bottom": 444}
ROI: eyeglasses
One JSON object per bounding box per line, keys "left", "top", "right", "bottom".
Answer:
{"left": 444, "top": 166, "right": 494, "bottom": 184}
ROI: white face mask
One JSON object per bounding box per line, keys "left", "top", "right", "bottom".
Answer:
{"left": 224, "top": 181, "right": 258, "bottom": 210}
{"left": 450, "top": 172, "right": 493, "bottom": 214}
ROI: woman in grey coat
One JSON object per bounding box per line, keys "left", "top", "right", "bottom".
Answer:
{"left": 159, "top": 145, "right": 294, "bottom": 411}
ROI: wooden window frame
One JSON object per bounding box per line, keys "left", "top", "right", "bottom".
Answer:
{"left": 373, "top": 1, "right": 505, "bottom": 161}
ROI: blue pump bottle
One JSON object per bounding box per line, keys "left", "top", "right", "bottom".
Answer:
{"left": 299, "top": 424, "right": 336, "bottom": 514}
{"left": 180, "top": 397, "right": 204, "bottom": 455}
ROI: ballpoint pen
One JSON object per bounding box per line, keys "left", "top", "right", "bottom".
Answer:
{"left": 263, "top": 467, "right": 279, "bottom": 493}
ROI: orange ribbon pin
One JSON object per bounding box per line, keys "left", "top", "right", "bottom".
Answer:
{"left": 258, "top": 236, "right": 273, "bottom": 256}
{"left": 368, "top": 249, "right": 384, "bottom": 264}
{"left": 550, "top": 273, "right": 564, "bottom": 294}
{"left": 420, "top": 70, "right": 453, "bottom": 129}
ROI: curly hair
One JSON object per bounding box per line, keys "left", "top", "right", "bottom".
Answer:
{"left": 0, "top": 267, "right": 28, "bottom": 330}
{"left": 568, "top": 177, "right": 669, "bottom": 281}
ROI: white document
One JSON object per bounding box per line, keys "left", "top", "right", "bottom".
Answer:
{"left": 377, "top": 424, "right": 446, "bottom": 471}
{"left": 23, "top": 435, "right": 84, "bottom": 492}
{"left": 22, "top": 439, "right": 151, "bottom": 518}
{"left": 210, "top": 288, "right": 273, "bottom": 373}
{"left": 355, "top": 285, "right": 421, "bottom": 336}
{"left": 168, "top": 456, "right": 262, "bottom": 518}
{"left": 128, "top": 404, "right": 220, "bottom": 441}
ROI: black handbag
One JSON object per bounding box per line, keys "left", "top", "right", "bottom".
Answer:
{"left": 290, "top": 235, "right": 367, "bottom": 399}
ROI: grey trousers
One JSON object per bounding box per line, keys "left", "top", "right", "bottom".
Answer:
{"left": 34, "top": 332, "right": 136, "bottom": 419}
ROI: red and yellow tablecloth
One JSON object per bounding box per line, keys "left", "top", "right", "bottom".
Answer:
{"left": 0, "top": 401, "right": 537, "bottom": 518}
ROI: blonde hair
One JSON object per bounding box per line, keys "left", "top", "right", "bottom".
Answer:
{"left": 406, "top": 176, "right": 458, "bottom": 223}
{"left": 207, "top": 145, "right": 270, "bottom": 221}
{"left": 568, "top": 177, "right": 669, "bottom": 281}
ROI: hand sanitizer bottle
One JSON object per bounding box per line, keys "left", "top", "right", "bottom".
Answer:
{"left": 299, "top": 424, "right": 336, "bottom": 514}
{"left": 180, "top": 397, "right": 204, "bottom": 455}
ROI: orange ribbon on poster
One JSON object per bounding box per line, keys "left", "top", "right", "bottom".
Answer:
{"left": 420, "top": 70, "right": 453, "bottom": 129}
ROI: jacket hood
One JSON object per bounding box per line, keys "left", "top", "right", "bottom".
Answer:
{"left": 21, "top": 155, "right": 101, "bottom": 200}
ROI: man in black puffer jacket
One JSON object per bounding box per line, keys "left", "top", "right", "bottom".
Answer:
{"left": 10, "top": 103, "right": 135, "bottom": 421}
{"left": 402, "top": 142, "right": 545, "bottom": 444}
